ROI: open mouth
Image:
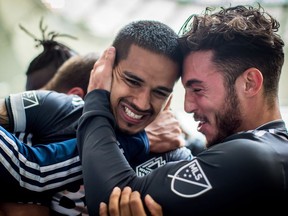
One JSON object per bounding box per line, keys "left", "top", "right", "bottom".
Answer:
{"left": 197, "top": 121, "right": 206, "bottom": 131}
{"left": 124, "top": 106, "right": 143, "bottom": 120}
{"left": 194, "top": 115, "right": 208, "bottom": 132}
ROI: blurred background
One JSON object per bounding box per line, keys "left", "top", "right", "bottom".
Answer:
{"left": 0, "top": 0, "right": 288, "bottom": 140}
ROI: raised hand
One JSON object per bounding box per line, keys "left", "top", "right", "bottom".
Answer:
{"left": 87, "top": 47, "right": 116, "bottom": 93}
{"left": 146, "top": 96, "right": 185, "bottom": 153}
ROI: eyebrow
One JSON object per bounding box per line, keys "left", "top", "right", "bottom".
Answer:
{"left": 184, "top": 79, "right": 202, "bottom": 88}
{"left": 124, "top": 71, "right": 173, "bottom": 93}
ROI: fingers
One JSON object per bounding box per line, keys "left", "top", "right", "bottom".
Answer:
{"left": 163, "top": 94, "right": 173, "bottom": 111}
{"left": 119, "top": 187, "right": 133, "bottom": 216}
{"left": 87, "top": 46, "right": 116, "bottom": 93}
{"left": 92, "top": 46, "right": 116, "bottom": 73}
{"left": 104, "top": 186, "right": 134, "bottom": 216}
{"left": 146, "top": 106, "right": 184, "bottom": 153}
{"left": 99, "top": 202, "right": 109, "bottom": 216}
{"left": 144, "top": 194, "right": 163, "bottom": 216}
{"left": 100, "top": 187, "right": 162, "bottom": 216}
{"left": 130, "top": 192, "right": 164, "bottom": 216}
{"left": 108, "top": 187, "right": 121, "bottom": 216}
{"left": 129, "top": 191, "right": 147, "bottom": 216}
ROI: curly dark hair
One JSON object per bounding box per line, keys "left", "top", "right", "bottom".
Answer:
{"left": 178, "top": 4, "right": 285, "bottom": 104}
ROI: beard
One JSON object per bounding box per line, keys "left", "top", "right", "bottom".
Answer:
{"left": 208, "top": 88, "right": 242, "bottom": 147}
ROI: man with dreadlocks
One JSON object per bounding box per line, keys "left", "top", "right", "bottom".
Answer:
{"left": 20, "top": 17, "right": 78, "bottom": 90}
{"left": 0, "top": 20, "right": 79, "bottom": 215}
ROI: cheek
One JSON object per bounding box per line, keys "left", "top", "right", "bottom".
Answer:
{"left": 110, "top": 82, "right": 129, "bottom": 111}
{"left": 111, "top": 81, "right": 124, "bottom": 99}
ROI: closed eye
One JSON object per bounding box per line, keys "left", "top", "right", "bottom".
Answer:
{"left": 126, "top": 77, "right": 141, "bottom": 87}
{"left": 185, "top": 80, "right": 204, "bottom": 94}
{"left": 153, "top": 89, "right": 170, "bottom": 98}
{"left": 122, "top": 72, "right": 143, "bottom": 87}
{"left": 192, "top": 88, "right": 202, "bottom": 92}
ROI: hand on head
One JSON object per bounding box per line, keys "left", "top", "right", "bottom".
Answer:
{"left": 87, "top": 47, "right": 116, "bottom": 93}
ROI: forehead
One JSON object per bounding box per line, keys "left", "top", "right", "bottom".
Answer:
{"left": 118, "top": 44, "right": 180, "bottom": 87}
{"left": 182, "top": 51, "right": 223, "bottom": 85}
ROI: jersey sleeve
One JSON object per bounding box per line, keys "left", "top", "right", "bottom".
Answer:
{"left": 0, "top": 125, "right": 82, "bottom": 194}
{"left": 5, "top": 90, "right": 83, "bottom": 144}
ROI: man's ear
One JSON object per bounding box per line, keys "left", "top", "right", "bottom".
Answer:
{"left": 242, "top": 68, "right": 263, "bottom": 96}
{"left": 67, "top": 87, "right": 85, "bottom": 99}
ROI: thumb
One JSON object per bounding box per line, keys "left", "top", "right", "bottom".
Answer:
{"left": 163, "top": 94, "right": 173, "bottom": 111}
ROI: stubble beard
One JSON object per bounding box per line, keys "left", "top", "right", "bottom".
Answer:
{"left": 208, "top": 88, "right": 242, "bottom": 147}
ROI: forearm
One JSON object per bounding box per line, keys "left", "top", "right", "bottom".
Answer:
{"left": 0, "top": 127, "right": 82, "bottom": 192}
{"left": 77, "top": 90, "right": 137, "bottom": 214}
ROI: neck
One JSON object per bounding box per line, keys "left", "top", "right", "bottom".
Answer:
{"left": 240, "top": 97, "right": 282, "bottom": 132}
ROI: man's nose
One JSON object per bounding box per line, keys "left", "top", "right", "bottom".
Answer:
{"left": 184, "top": 91, "right": 197, "bottom": 113}
{"left": 133, "top": 90, "right": 151, "bottom": 111}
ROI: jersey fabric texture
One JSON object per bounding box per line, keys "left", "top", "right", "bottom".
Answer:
{"left": 1, "top": 90, "right": 192, "bottom": 215}
{"left": 77, "top": 89, "right": 288, "bottom": 215}
{"left": 6, "top": 90, "right": 83, "bottom": 145}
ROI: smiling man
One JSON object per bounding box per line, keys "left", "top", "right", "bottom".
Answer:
{"left": 109, "top": 45, "right": 179, "bottom": 134}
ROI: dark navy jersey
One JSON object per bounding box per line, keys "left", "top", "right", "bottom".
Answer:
{"left": 6, "top": 90, "right": 83, "bottom": 145}
{"left": 1, "top": 90, "right": 192, "bottom": 215}
{"left": 0, "top": 131, "right": 82, "bottom": 206}
{"left": 77, "top": 89, "right": 288, "bottom": 215}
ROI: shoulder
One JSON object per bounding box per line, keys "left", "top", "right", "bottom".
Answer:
{"left": 197, "top": 128, "right": 288, "bottom": 179}
{"left": 9, "top": 90, "right": 84, "bottom": 109}
{"left": 219, "top": 124, "right": 288, "bottom": 158}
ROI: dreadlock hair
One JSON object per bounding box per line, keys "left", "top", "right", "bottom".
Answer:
{"left": 20, "top": 17, "right": 78, "bottom": 90}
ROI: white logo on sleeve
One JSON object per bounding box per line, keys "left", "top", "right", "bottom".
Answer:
{"left": 22, "top": 91, "right": 39, "bottom": 109}
{"left": 136, "top": 157, "right": 166, "bottom": 177}
{"left": 168, "top": 159, "right": 212, "bottom": 198}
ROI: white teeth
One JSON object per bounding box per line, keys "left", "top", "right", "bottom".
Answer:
{"left": 124, "top": 107, "right": 142, "bottom": 119}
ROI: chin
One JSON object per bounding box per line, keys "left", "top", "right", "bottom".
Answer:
{"left": 118, "top": 126, "right": 139, "bottom": 135}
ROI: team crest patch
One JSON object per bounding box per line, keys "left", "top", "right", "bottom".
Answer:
{"left": 168, "top": 159, "right": 212, "bottom": 198}
{"left": 22, "top": 91, "right": 39, "bottom": 109}
{"left": 136, "top": 157, "right": 166, "bottom": 177}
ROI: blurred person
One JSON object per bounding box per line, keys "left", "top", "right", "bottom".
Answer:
{"left": 25, "top": 39, "right": 77, "bottom": 91}
{"left": 77, "top": 4, "right": 288, "bottom": 215}
{"left": 0, "top": 20, "right": 193, "bottom": 215}
{"left": 1, "top": 52, "right": 99, "bottom": 216}
{"left": 0, "top": 52, "right": 97, "bottom": 216}
{"left": 20, "top": 18, "right": 78, "bottom": 90}
{"left": 42, "top": 52, "right": 99, "bottom": 98}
